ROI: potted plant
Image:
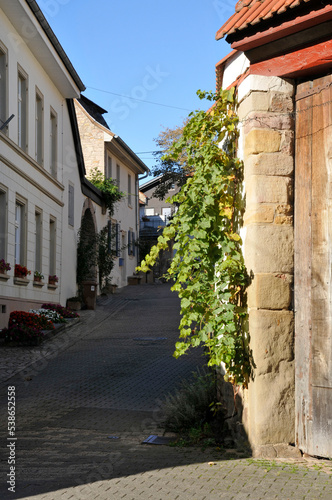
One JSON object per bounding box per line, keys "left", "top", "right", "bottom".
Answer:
{"left": 14, "top": 264, "right": 31, "bottom": 279}
{"left": 0, "top": 259, "right": 11, "bottom": 275}
{"left": 48, "top": 275, "right": 59, "bottom": 285}
{"left": 34, "top": 271, "right": 44, "bottom": 282}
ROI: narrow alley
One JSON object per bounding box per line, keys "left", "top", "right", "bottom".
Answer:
{"left": 0, "top": 284, "right": 331, "bottom": 499}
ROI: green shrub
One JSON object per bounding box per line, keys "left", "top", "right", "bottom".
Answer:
{"left": 162, "top": 367, "right": 219, "bottom": 434}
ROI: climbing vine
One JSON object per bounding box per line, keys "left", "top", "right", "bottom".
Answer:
{"left": 137, "top": 89, "right": 252, "bottom": 386}
{"left": 88, "top": 168, "right": 124, "bottom": 216}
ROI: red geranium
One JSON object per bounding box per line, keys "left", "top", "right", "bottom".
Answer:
{"left": 14, "top": 264, "right": 31, "bottom": 278}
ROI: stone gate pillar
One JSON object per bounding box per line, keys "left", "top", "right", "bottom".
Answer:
{"left": 237, "top": 75, "right": 297, "bottom": 456}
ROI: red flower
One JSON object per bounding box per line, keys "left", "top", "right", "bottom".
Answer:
{"left": 14, "top": 264, "right": 31, "bottom": 278}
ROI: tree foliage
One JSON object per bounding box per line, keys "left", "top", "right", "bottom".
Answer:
{"left": 137, "top": 89, "right": 252, "bottom": 386}
{"left": 77, "top": 209, "right": 98, "bottom": 297}
{"left": 88, "top": 167, "right": 124, "bottom": 216}
{"left": 152, "top": 118, "right": 192, "bottom": 200}
{"left": 97, "top": 226, "right": 115, "bottom": 290}
{"left": 77, "top": 218, "right": 117, "bottom": 295}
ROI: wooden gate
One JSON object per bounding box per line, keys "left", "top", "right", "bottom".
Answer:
{"left": 295, "top": 75, "right": 332, "bottom": 458}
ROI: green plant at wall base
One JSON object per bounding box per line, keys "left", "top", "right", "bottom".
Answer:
{"left": 88, "top": 168, "right": 124, "bottom": 216}
{"left": 76, "top": 211, "right": 98, "bottom": 297}
{"left": 137, "top": 89, "right": 252, "bottom": 386}
{"left": 97, "top": 226, "right": 115, "bottom": 290}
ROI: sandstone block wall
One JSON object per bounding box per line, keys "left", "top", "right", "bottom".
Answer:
{"left": 74, "top": 102, "right": 105, "bottom": 177}
{"left": 238, "top": 76, "right": 296, "bottom": 453}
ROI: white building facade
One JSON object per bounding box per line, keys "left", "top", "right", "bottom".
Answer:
{"left": 0, "top": 0, "right": 105, "bottom": 328}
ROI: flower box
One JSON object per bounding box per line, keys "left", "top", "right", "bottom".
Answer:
{"left": 0, "top": 259, "right": 11, "bottom": 276}
{"left": 14, "top": 264, "right": 31, "bottom": 279}
{"left": 14, "top": 277, "right": 29, "bottom": 286}
{"left": 33, "top": 279, "right": 44, "bottom": 287}
{"left": 34, "top": 271, "right": 44, "bottom": 283}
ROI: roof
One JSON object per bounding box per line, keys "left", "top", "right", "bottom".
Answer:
{"left": 77, "top": 95, "right": 110, "bottom": 129}
{"left": 139, "top": 176, "right": 163, "bottom": 192}
{"left": 26, "top": 0, "right": 85, "bottom": 91}
{"left": 216, "top": 0, "right": 313, "bottom": 40}
{"left": 75, "top": 96, "right": 149, "bottom": 175}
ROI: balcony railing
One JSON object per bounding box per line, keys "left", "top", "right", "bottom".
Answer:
{"left": 140, "top": 215, "right": 170, "bottom": 229}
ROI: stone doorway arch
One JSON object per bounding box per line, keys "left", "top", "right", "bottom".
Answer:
{"left": 78, "top": 199, "right": 98, "bottom": 308}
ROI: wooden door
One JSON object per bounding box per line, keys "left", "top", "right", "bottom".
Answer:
{"left": 295, "top": 75, "right": 332, "bottom": 458}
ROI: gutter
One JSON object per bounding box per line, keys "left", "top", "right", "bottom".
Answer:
{"left": 114, "top": 135, "right": 150, "bottom": 174}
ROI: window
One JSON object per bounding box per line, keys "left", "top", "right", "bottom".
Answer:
{"left": 0, "top": 188, "right": 7, "bottom": 260}
{"left": 49, "top": 218, "right": 56, "bottom": 276}
{"left": 68, "top": 184, "right": 74, "bottom": 226}
{"left": 108, "top": 220, "right": 120, "bottom": 257}
{"left": 35, "top": 210, "right": 42, "bottom": 273}
{"left": 50, "top": 109, "right": 57, "bottom": 176}
{"left": 145, "top": 208, "right": 155, "bottom": 216}
{"left": 116, "top": 164, "right": 120, "bottom": 188}
{"left": 128, "top": 230, "right": 135, "bottom": 256}
{"left": 128, "top": 174, "right": 132, "bottom": 206}
{"left": 18, "top": 69, "right": 27, "bottom": 151}
{"left": 0, "top": 44, "right": 7, "bottom": 132}
{"left": 106, "top": 154, "right": 112, "bottom": 179}
{"left": 15, "top": 200, "right": 26, "bottom": 265}
{"left": 162, "top": 207, "right": 172, "bottom": 221}
{"left": 35, "top": 90, "right": 43, "bottom": 165}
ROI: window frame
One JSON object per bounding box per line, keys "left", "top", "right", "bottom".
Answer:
{"left": 35, "top": 87, "right": 44, "bottom": 166}
{"left": 0, "top": 42, "right": 8, "bottom": 134}
{"left": 14, "top": 197, "right": 27, "bottom": 266}
{"left": 49, "top": 217, "right": 56, "bottom": 277}
{"left": 17, "top": 65, "right": 28, "bottom": 152}
{"left": 108, "top": 220, "right": 120, "bottom": 257}
{"left": 50, "top": 107, "right": 57, "bottom": 177}
{"left": 128, "top": 229, "right": 135, "bottom": 256}
{"left": 116, "top": 164, "right": 120, "bottom": 188}
{"left": 0, "top": 186, "right": 8, "bottom": 261}
{"left": 106, "top": 153, "right": 112, "bottom": 179}
{"left": 68, "top": 183, "right": 74, "bottom": 227}
{"left": 128, "top": 174, "right": 132, "bottom": 207}
{"left": 34, "top": 209, "right": 43, "bottom": 274}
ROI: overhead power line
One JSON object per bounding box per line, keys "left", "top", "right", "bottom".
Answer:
{"left": 135, "top": 150, "right": 160, "bottom": 154}
{"left": 86, "top": 86, "right": 192, "bottom": 112}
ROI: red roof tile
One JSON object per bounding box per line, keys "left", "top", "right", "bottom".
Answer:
{"left": 216, "top": 0, "right": 312, "bottom": 40}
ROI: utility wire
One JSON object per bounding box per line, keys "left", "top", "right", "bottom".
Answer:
{"left": 87, "top": 86, "right": 192, "bottom": 112}
{"left": 135, "top": 150, "right": 160, "bottom": 154}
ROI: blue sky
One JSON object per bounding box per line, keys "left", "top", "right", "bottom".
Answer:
{"left": 41, "top": 0, "right": 235, "bottom": 180}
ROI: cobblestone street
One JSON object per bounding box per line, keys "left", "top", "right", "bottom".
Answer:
{"left": 0, "top": 284, "right": 331, "bottom": 500}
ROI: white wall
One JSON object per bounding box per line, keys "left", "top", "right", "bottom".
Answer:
{"left": 0, "top": 7, "right": 83, "bottom": 327}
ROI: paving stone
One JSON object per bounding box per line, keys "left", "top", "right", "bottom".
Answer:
{"left": 0, "top": 284, "right": 331, "bottom": 499}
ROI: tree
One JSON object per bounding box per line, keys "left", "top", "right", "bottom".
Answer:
{"left": 152, "top": 118, "right": 191, "bottom": 200}
{"left": 137, "top": 89, "right": 252, "bottom": 386}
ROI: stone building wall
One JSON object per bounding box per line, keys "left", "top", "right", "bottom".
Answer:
{"left": 237, "top": 75, "right": 296, "bottom": 456}
{"left": 74, "top": 102, "right": 105, "bottom": 177}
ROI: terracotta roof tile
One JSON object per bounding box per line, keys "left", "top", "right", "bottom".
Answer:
{"left": 216, "top": 0, "right": 311, "bottom": 40}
